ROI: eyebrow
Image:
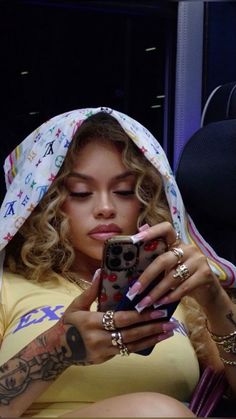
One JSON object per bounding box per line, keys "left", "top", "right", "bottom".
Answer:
{"left": 67, "top": 170, "right": 135, "bottom": 181}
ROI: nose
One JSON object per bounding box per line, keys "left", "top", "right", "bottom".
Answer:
{"left": 93, "top": 193, "right": 116, "bottom": 219}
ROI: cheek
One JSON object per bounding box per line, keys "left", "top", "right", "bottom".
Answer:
{"left": 124, "top": 201, "right": 141, "bottom": 221}
{"left": 131, "top": 200, "right": 142, "bottom": 215}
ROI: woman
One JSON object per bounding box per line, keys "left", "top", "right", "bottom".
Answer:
{"left": 0, "top": 108, "right": 235, "bottom": 417}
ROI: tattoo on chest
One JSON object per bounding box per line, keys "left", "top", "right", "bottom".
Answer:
{"left": 0, "top": 324, "right": 92, "bottom": 406}
{"left": 226, "top": 310, "right": 236, "bottom": 327}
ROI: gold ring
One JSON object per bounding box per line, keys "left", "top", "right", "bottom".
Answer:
{"left": 173, "top": 264, "right": 190, "bottom": 282}
{"left": 111, "top": 331, "right": 123, "bottom": 347}
{"left": 102, "top": 310, "right": 116, "bottom": 331}
{"left": 168, "top": 231, "right": 181, "bottom": 249}
{"left": 170, "top": 247, "right": 184, "bottom": 264}
{"left": 175, "top": 231, "right": 181, "bottom": 242}
{"left": 119, "top": 344, "right": 130, "bottom": 356}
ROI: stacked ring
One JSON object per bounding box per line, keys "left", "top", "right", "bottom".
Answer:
{"left": 119, "top": 345, "right": 130, "bottom": 356}
{"left": 173, "top": 264, "right": 190, "bottom": 282}
{"left": 168, "top": 231, "right": 181, "bottom": 249}
{"left": 111, "top": 331, "right": 123, "bottom": 347}
{"left": 110, "top": 330, "right": 130, "bottom": 356}
{"left": 170, "top": 247, "right": 184, "bottom": 264}
{"left": 102, "top": 310, "right": 116, "bottom": 331}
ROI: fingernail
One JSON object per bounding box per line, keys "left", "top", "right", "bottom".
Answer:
{"left": 157, "top": 330, "right": 174, "bottom": 342}
{"left": 131, "top": 231, "right": 148, "bottom": 244}
{"left": 153, "top": 297, "right": 169, "bottom": 308}
{"left": 150, "top": 309, "right": 168, "bottom": 319}
{"left": 126, "top": 280, "right": 142, "bottom": 300}
{"left": 138, "top": 223, "right": 150, "bottom": 232}
{"left": 162, "top": 322, "right": 178, "bottom": 333}
{"left": 135, "top": 295, "right": 152, "bottom": 313}
{"left": 92, "top": 268, "right": 101, "bottom": 282}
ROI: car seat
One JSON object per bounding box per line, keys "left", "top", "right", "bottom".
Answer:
{"left": 176, "top": 81, "right": 236, "bottom": 265}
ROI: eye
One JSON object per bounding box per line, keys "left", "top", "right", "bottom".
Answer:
{"left": 114, "top": 190, "right": 135, "bottom": 196}
{"left": 69, "top": 192, "right": 92, "bottom": 198}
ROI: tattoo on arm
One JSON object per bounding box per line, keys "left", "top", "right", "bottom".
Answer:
{"left": 0, "top": 323, "right": 92, "bottom": 406}
{"left": 226, "top": 310, "right": 236, "bottom": 327}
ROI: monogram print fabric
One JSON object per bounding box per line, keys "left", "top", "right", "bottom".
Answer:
{"left": 1, "top": 107, "right": 236, "bottom": 296}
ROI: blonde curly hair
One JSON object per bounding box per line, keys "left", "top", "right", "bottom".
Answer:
{"left": 6, "top": 112, "right": 171, "bottom": 282}
{"left": 5, "top": 112, "right": 219, "bottom": 369}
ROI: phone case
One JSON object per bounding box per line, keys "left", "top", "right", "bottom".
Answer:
{"left": 98, "top": 236, "right": 167, "bottom": 312}
{"left": 97, "top": 235, "right": 179, "bottom": 356}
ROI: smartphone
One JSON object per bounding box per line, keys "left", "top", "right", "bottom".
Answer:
{"left": 97, "top": 235, "right": 179, "bottom": 355}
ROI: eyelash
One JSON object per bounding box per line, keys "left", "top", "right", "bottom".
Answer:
{"left": 69, "top": 190, "right": 135, "bottom": 198}
{"left": 69, "top": 192, "right": 91, "bottom": 198}
{"left": 114, "top": 190, "right": 135, "bottom": 196}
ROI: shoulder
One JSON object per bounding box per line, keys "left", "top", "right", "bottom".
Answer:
{"left": 1, "top": 269, "right": 81, "bottom": 309}
{"left": 3, "top": 269, "right": 29, "bottom": 284}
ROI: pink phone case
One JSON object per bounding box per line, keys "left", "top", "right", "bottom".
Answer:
{"left": 98, "top": 236, "right": 167, "bottom": 312}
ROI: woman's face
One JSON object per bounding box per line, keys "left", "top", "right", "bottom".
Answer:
{"left": 62, "top": 139, "right": 141, "bottom": 272}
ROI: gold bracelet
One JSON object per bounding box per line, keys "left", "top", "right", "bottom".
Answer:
{"left": 206, "top": 320, "right": 236, "bottom": 342}
{"left": 216, "top": 336, "right": 236, "bottom": 354}
{"left": 206, "top": 320, "right": 236, "bottom": 354}
{"left": 220, "top": 356, "right": 236, "bottom": 366}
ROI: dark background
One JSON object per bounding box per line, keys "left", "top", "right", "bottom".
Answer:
{"left": 1, "top": 1, "right": 236, "bottom": 203}
{"left": 0, "top": 0, "right": 177, "bottom": 202}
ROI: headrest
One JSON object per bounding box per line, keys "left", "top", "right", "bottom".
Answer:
{"left": 201, "top": 82, "right": 236, "bottom": 127}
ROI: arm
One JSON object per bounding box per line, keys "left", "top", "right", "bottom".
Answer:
{"left": 0, "top": 271, "right": 174, "bottom": 416}
{"left": 203, "top": 287, "right": 236, "bottom": 396}
{"left": 125, "top": 223, "right": 236, "bottom": 396}
{"left": 0, "top": 319, "right": 89, "bottom": 417}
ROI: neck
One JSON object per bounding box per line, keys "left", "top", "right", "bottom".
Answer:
{"left": 72, "top": 252, "right": 101, "bottom": 282}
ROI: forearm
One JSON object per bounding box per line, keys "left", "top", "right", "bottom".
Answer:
{"left": 203, "top": 287, "right": 236, "bottom": 396}
{"left": 0, "top": 320, "right": 86, "bottom": 417}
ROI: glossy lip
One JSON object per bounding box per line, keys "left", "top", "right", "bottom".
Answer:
{"left": 88, "top": 224, "right": 122, "bottom": 242}
{"left": 88, "top": 224, "right": 122, "bottom": 235}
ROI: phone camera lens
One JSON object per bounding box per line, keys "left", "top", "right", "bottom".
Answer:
{"left": 110, "top": 257, "right": 121, "bottom": 267}
{"left": 123, "top": 251, "right": 135, "bottom": 261}
{"left": 111, "top": 245, "right": 122, "bottom": 255}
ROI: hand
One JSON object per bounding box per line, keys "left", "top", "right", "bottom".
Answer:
{"left": 126, "top": 222, "right": 223, "bottom": 311}
{"left": 62, "top": 272, "right": 177, "bottom": 364}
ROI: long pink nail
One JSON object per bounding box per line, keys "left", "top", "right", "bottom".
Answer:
{"left": 131, "top": 230, "right": 148, "bottom": 244}
{"left": 157, "top": 330, "right": 174, "bottom": 342}
{"left": 126, "top": 281, "right": 142, "bottom": 300}
{"left": 92, "top": 268, "right": 101, "bottom": 282}
{"left": 150, "top": 309, "right": 168, "bottom": 319}
{"left": 135, "top": 296, "right": 152, "bottom": 312}
{"left": 162, "top": 322, "right": 178, "bottom": 333}
{"left": 138, "top": 224, "right": 150, "bottom": 232}
{"left": 153, "top": 297, "right": 169, "bottom": 308}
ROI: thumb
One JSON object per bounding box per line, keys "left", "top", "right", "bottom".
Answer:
{"left": 66, "top": 269, "right": 101, "bottom": 312}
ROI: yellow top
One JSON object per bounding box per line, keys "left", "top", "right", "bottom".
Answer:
{"left": 0, "top": 270, "right": 199, "bottom": 417}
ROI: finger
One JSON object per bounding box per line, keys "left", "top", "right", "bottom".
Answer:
{"left": 120, "top": 320, "right": 178, "bottom": 344}
{"left": 126, "top": 330, "right": 174, "bottom": 354}
{"left": 68, "top": 270, "right": 101, "bottom": 312}
{"left": 133, "top": 253, "right": 207, "bottom": 311}
{"left": 127, "top": 250, "right": 179, "bottom": 297}
{"left": 127, "top": 243, "right": 202, "bottom": 305}
{"left": 113, "top": 308, "right": 167, "bottom": 329}
{"left": 136, "top": 222, "right": 177, "bottom": 247}
{"left": 153, "top": 263, "right": 214, "bottom": 307}
{"left": 162, "top": 272, "right": 210, "bottom": 303}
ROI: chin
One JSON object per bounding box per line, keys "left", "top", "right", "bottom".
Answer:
{"left": 87, "top": 248, "right": 103, "bottom": 263}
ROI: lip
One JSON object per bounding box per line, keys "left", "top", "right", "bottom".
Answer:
{"left": 89, "top": 224, "right": 122, "bottom": 234}
{"left": 88, "top": 224, "right": 122, "bottom": 241}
